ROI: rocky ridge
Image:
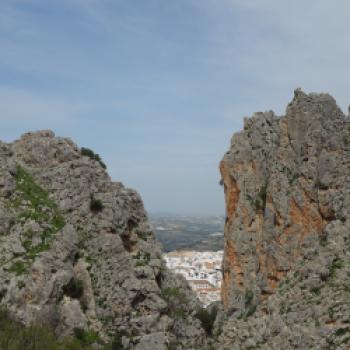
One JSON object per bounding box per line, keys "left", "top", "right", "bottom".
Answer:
{"left": 0, "top": 130, "right": 212, "bottom": 349}
{"left": 1, "top": 89, "right": 349, "bottom": 350}
{"left": 219, "top": 89, "right": 350, "bottom": 349}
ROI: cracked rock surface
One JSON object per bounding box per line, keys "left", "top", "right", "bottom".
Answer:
{"left": 0, "top": 130, "right": 210, "bottom": 349}
{"left": 220, "top": 90, "right": 350, "bottom": 349}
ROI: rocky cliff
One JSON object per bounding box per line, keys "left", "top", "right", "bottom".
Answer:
{"left": 0, "top": 130, "right": 211, "bottom": 349}
{"left": 220, "top": 90, "right": 350, "bottom": 349}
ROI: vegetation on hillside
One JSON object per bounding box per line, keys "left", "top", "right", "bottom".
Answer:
{"left": 81, "top": 147, "right": 106, "bottom": 169}
{"left": 0, "top": 307, "right": 125, "bottom": 350}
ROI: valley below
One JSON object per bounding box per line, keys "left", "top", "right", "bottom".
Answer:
{"left": 150, "top": 214, "right": 224, "bottom": 252}
{"left": 150, "top": 214, "right": 225, "bottom": 306}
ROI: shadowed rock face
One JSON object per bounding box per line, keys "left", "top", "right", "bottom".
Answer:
{"left": 0, "top": 130, "right": 209, "bottom": 349}
{"left": 220, "top": 90, "right": 350, "bottom": 349}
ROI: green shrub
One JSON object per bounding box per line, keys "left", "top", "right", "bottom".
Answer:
{"left": 244, "top": 289, "right": 254, "bottom": 306}
{"left": 0, "top": 307, "right": 99, "bottom": 350}
{"left": 334, "top": 327, "right": 350, "bottom": 337}
{"left": 161, "top": 287, "right": 188, "bottom": 319}
{"left": 284, "top": 166, "right": 298, "bottom": 184}
{"left": 161, "top": 287, "right": 182, "bottom": 300}
{"left": 329, "top": 257, "right": 343, "bottom": 279}
{"left": 73, "top": 328, "right": 102, "bottom": 347}
{"left": 81, "top": 148, "right": 106, "bottom": 169}
{"left": 81, "top": 148, "right": 95, "bottom": 159}
{"left": 195, "top": 306, "right": 218, "bottom": 336}
{"left": 63, "top": 279, "right": 84, "bottom": 299}
{"left": 311, "top": 286, "right": 322, "bottom": 295}
{"left": 245, "top": 304, "right": 257, "bottom": 318}
{"left": 90, "top": 195, "right": 104, "bottom": 213}
{"left": 255, "top": 185, "right": 267, "bottom": 212}
{"left": 111, "top": 331, "right": 126, "bottom": 350}
{"left": 0, "top": 307, "right": 136, "bottom": 350}
{"left": 166, "top": 341, "right": 179, "bottom": 350}
{"left": 133, "top": 251, "right": 151, "bottom": 266}
{"left": 173, "top": 307, "right": 187, "bottom": 319}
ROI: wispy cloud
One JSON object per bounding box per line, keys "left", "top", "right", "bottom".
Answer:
{"left": 1, "top": 0, "right": 350, "bottom": 213}
{"left": 0, "top": 87, "right": 84, "bottom": 132}
{"left": 195, "top": 0, "right": 350, "bottom": 114}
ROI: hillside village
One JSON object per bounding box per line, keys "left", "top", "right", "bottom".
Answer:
{"left": 164, "top": 250, "right": 223, "bottom": 306}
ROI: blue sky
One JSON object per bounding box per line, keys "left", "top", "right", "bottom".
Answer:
{"left": 1, "top": 0, "right": 350, "bottom": 215}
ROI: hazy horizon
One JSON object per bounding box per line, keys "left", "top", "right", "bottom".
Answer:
{"left": 1, "top": 1, "right": 350, "bottom": 215}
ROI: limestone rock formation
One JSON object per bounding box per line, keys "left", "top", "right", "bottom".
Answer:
{"left": 0, "top": 130, "right": 209, "bottom": 349}
{"left": 220, "top": 90, "right": 350, "bottom": 349}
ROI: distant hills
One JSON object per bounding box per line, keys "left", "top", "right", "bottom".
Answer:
{"left": 150, "top": 214, "right": 224, "bottom": 252}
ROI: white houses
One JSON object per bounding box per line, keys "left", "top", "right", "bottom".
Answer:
{"left": 164, "top": 250, "right": 223, "bottom": 306}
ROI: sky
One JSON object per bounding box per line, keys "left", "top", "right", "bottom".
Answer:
{"left": 1, "top": 0, "right": 350, "bottom": 215}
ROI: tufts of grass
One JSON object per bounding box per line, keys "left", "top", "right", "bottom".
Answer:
{"left": 0, "top": 307, "right": 117, "bottom": 350}
{"left": 3, "top": 165, "right": 65, "bottom": 275}
{"left": 133, "top": 251, "right": 151, "bottom": 266}
{"left": 73, "top": 328, "right": 103, "bottom": 347}
{"left": 329, "top": 257, "right": 343, "bottom": 279}
{"left": 9, "top": 261, "right": 28, "bottom": 276}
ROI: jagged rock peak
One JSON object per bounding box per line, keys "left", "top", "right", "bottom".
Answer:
{"left": 220, "top": 90, "right": 350, "bottom": 349}
{"left": 0, "top": 130, "right": 213, "bottom": 349}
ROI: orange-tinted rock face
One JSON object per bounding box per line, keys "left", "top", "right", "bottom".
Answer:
{"left": 285, "top": 197, "right": 324, "bottom": 243}
{"left": 220, "top": 161, "right": 240, "bottom": 225}
{"left": 222, "top": 238, "right": 243, "bottom": 307}
{"left": 220, "top": 89, "right": 347, "bottom": 312}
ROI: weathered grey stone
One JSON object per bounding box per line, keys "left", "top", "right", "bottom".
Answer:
{"left": 0, "top": 130, "right": 209, "bottom": 348}
{"left": 134, "top": 332, "right": 167, "bottom": 350}
{"left": 220, "top": 90, "right": 350, "bottom": 349}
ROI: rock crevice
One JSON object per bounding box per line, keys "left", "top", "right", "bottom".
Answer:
{"left": 220, "top": 90, "right": 350, "bottom": 349}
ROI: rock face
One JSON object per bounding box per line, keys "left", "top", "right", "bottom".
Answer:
{"left": 0, "top": 130, "right": 209, "bottom": 349}
{"left": 220, "top": 90, "right": 350, "bottom": 349}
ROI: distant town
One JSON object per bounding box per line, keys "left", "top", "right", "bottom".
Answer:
{"left": 164, "top": 250, "right": 223, "bottom": 306}
{"left": 150, "top": 214, "right": 224, "bottom": 306}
